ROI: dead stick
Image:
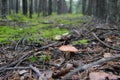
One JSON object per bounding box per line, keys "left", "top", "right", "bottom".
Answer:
{"left": 92, "top": 32, "right": 120, "bottom": 51}
{"left": 29, "top": 65, "right": 46, "bottom": 80}
{"left": 0, "top": 42, "right": 60, "bottom": 73}
{"left": 62, "top": 54, "right": 120, "bottom": 80}
{"left": 5, "top": 67, "right": 30, "bottom": 70}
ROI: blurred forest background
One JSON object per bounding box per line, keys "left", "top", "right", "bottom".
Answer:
{"left": 1, "top": 0, "right": 120, "bottom": 80}
{"left": 0, "top": 0, "right": 119, "bottom": 23}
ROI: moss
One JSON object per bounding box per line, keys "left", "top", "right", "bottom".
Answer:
{"left": 72, "top": 39, "right": 88, "bottom": 45}
{"left": 41, "top": 27, "right": 69, "bottom": 40}
{"left": 0, "top": 14, "right": 90, "bottom": 44}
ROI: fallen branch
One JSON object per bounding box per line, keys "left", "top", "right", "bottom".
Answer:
{"left": 92, "top": 32, "right": 120, "bottom": 51}
{"left": 29, "top": 65, "right": 46, "bottom": 80}
{"left": 5, "top": 67, "right": 30, "bottom": 70}
{"left": 62, "top": 54, "right": 120, "bottom": 80}
{"left": 0, "top": 42, "right": 61, "bottom": 73}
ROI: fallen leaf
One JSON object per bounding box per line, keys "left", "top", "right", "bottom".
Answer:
{"left": 53, "top": 58, "right": 65, "bottom": 67}
{"left": 66, "top": 63, "right": 73, "bottom": 68}
{"left": 103, "top": 53, "right": 113, "bottom": 58}
{"left": 89, "top": 71, "right": 120, "bottom": 80}
{"left": 105, "top": 37, "right": 113, "bottom": 42}
{"left": 42, "top": 70, "right": 53, "bottom": 79}
{"left": 19, "top": 70, "right": 28, "bottom": 75}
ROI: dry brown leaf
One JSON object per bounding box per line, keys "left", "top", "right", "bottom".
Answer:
{"left": 53, "top": 67, "right": 73, "bottom": 78}
{"left": 66, "top": 63, "right": 73, "bottom": 68}
{"left": 19, "top": 70, "right": 28, "bottom": 75}
{"left": 103, "top": 53, "right": 113, "bottom": 58}
{"left": 105, "top": 37, "right": 113, "bottom": 42}
{"left": 89, "top": 71, "right": 120, "bottom": 80}
{"left": 53, "top": 58, "right": 65, "bottom": 67}
{"left": 93, "top": 47, "right": 103, "bottom": 53}
{"left": 42, "top": 70, "right": 53, "bottom": 79}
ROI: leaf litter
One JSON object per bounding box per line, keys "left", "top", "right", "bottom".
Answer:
{"left": 1, "top": 19, "right": 120, "bottom": 80}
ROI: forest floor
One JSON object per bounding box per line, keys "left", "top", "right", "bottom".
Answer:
{"left": 0, "top": 14, "right": 120, "bottom": 80}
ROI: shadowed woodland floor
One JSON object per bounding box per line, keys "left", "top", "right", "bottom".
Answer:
{"left": 0, "top": 15, "right": 120, "bottom": 80}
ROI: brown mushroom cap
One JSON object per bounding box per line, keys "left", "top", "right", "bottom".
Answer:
{"left": 58, "top": 45, "right": 78, "bottom": 52}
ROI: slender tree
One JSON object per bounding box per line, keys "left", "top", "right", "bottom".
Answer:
{"left": 29, "top": 0, "right": 33, "bottom": 18}
{"left": 1, "top": 0, "right": 8, "bottom": 19}
{"left": 48, "top": 0, "right": 52, "bottom": 15}
{"left": 95, "top": 0, "right": 106, "bottom": 20}
{"left": 76, "top": 0, "right": 82, "bottom": 13}
{"left": 42, "top": 0, "right": 48, "bottom": 16}
{"left": 34, "top": 0, "right": 38, "bottom": 13}
{"left": 22, "top": 0, "right": 28, "bottom": 15}
{"left": 57, "top": 0, "right": 68, "bottom": 14}
{"left": 68, "top": 0, "right": 73, "bottom": 13}
{"left": 86, "top": 0, "right": 92, "bottom": 15}
{"left": 16, "top": 0, "right": 19, "bottom": 13}
{"left": 38, "top": 0, "right": 43, "bottom": 17}
{"left": 52, "top": 0, "right": 58, "bottom": 12}
{"left": 82, "top": 0, "right": 87, "bottom": 14}
{"left": 108, "top": 0, "right": 118, "bottom": 23}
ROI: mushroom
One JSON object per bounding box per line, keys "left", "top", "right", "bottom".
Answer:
{"left": 58, "top": 45, "right": 79, "bottom": 60}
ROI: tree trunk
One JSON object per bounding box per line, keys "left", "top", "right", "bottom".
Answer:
{"left": 68, "top": 0, "right": 72, "bottom": 13}
{"left": 42, "top": 0, "right": 48, "bottom": 16}
{"left": 16, "top": 0, "right": 19, "bottom": 13}
{"left": 108, "top": 0, "right": 118, "bottom": 24}
{"left": 52, "top": 0, "right": 57, "bottom": 12}
{"left": 57, "top": 0, "right": 68, "bottom": 14}
{"left": 48, "top": 0, "right": 52, "bottom": 15}
{"left": 22, "top": 0, "right": 28, "bottom": 15}
{"left": 38, "top": 0, "right": 43, "bottom": 17}
{"left": 29, "top": 0, "right": 33, "bottom": 18}
{"left": 82, "top": 0, "right": 87, "bottom": 14}
{"left": 34, "top": 0, "right": 38, "bottom": 13}
{"left": 1, "top": 0, "right": 8, "bottom": 19}
{"left": 95, "top": 0, "right": 106, "bottom": 20}
{"left": 86, "top": 0, "right": 92, "bottom": 15}
{"left": 76, "top": 0, "right": 82, "bottom": 13}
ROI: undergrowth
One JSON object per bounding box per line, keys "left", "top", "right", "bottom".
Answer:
{"left": 0, "top": 13, "right": 88, "bottom": 44}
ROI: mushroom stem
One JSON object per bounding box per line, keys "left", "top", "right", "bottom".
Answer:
{"left": 64, "top": 52, "right": 70, "bottom": 60}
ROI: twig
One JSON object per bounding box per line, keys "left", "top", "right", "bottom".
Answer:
{"left": 15, "top": 36, "right": 26, "bottom": 51}
{"left": 0, "top": 42, "right": 61, "bottom": 73}
{"left": 29, "top": 65, "right": 46, "bottom": 80}
{"left": 92, "top": 32, "right": 120, "bottom": 51}
{"left": 5, "top": 67, "right": 30, "bottom": 70}
{"left": 62, "top": 54, "right": 120, "bottom": 80}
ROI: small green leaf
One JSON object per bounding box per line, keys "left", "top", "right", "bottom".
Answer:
{"left": 29, "top": 56, "right": 38, "bottom": 62}
{"left": 72, "top": 39, "right": 88, "bottom": 45}
{"left": 79, "top": 39, "right": 88, "bottom": 44}
{"left": 40, "top": 55, "right": 51, "bottom": 62}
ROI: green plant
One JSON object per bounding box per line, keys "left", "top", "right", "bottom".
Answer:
{"left": 41, "top": 27, "right": 69, "bottom": 39}
{"left": 40, "top": 55, "right": 51, "bottom": 63}
{"left": 29, "top": 56, "right": 38, "bottom": 62}
{"left": 72, "top": 39, "right": 88, "bottom": 45}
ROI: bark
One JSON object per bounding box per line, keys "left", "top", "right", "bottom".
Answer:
{"left": 86, "top": 0, "right": 92, "bottom": 15}
{"left": 16, "top": 0, "right": 19, "bottom": 13}
{"left": 95, "top": 0, "right": 106, "bottom": 20}
{"left": 22, "top": 0, "right": 28, "bottom": 15}
{"left": 68, "top": 0, "right": 72, "bottom": 13}
{"left": 1, "top": 0, "right": 8, "bottom": 19}
{"left": 82, "top": 0, "right": 87, "bottom": 14}
{"left": 42, "top": 0, "right": 48, "bottom": 16}
{"left": 48, "top": 0, "right": 52, "bottom": 15}
{"left": 52, "top": 0, "right": 57, "bottom": 12}
{"left": 38, "top": 0, "right": 43, "bottom": 17}
{"left": 108, "top": 0, "right": 118, "bottom": 24}
{"left": 34, "top": 0, "right": 38, "bottom": 13}
{"left": 57, "top": 0, "right": 68, "bottom": 14}
{"left": 29, "top": 0, "right": 33, "bottom": 18}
